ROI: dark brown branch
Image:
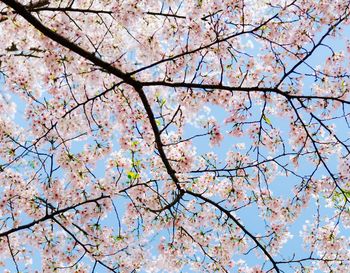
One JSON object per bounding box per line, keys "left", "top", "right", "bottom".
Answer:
{"left": 1, "top": 0, "right": 140, "bottom": 88}
{"left": 2, "top": 0, "right": 183, "bottom": 193}
{"left": 0, "top": 195, "right": 109, "bottom": 237}
{"left": 142, "top": 81, "right": 350, "bottom": 104}
{"left": 186, "top": 190, "right": 281, "bottom": 273}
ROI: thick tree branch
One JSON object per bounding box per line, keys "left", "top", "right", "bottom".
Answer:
{"left": 186, "top": 190, "right": 281, "bottom": 273}
{"left": 0, "top": 195, "right": 109, "bottom": 238}
{"left": 1, "top": 0, "right": 140, "bottom": 87}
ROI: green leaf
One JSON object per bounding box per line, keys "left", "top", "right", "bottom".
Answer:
{"left": 127, "top": 171, "right": 140, "bottom": 180}
{"left": 93, "top": 223, "right": 101, "bottom": 230}
{"left": 112, "top": 235, "right": 124, "bottom": 242}
{"left": 131, "top": 141, "right": 139, "bottom": 147}
{"left": 262, "top": 114, "right": 272, "bottom": 126}
{"left": 160, "top": 98, "right": 166, "bottom": 106}
{"left": 341, "top": 80, "right": 346, "bottom": 91}
{"left": 29, "top": 161, "right": 36, "bottom": 169}
{"left": 259, "top": 25, "right": 269, "bottom": 31}
{"left": 132, "top": 159, "right": 141, "bottom": 167}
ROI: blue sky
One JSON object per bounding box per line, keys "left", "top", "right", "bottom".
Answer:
{"left": 1, "top": 4, "right": 350, "bottom": 273}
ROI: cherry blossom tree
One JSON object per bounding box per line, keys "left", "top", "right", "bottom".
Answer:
{"left": 0, "top": 0, "right": 350, "bottom": 272}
